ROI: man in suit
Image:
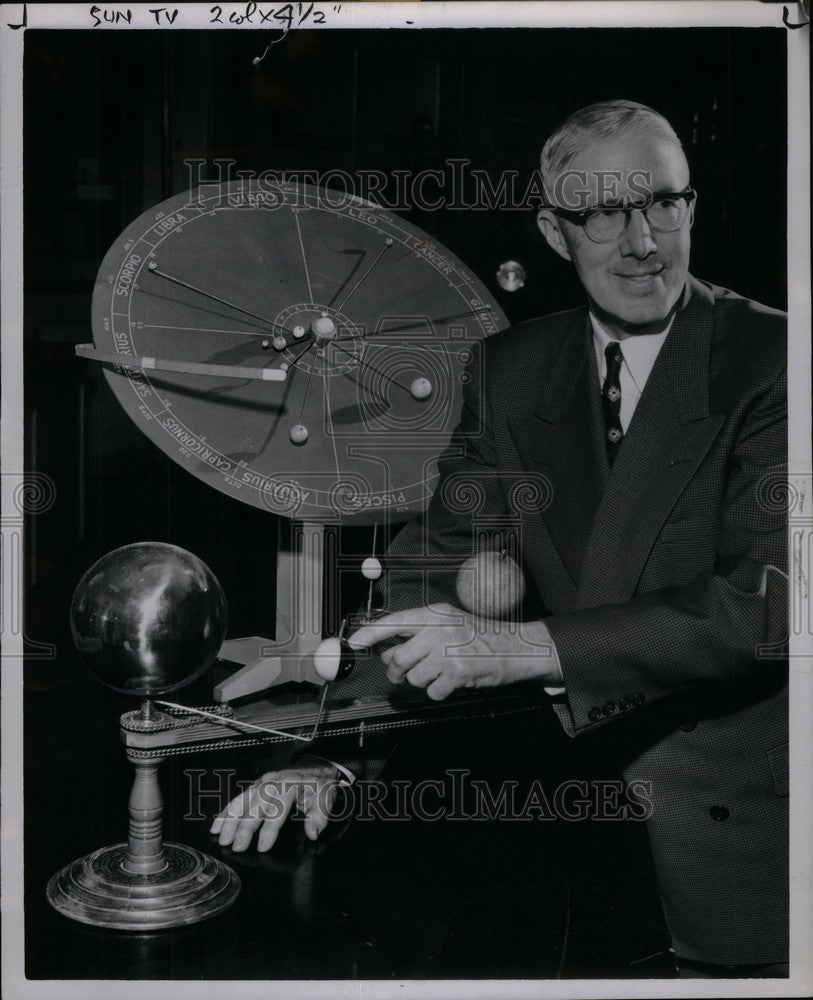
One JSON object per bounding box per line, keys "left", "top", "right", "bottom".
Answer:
{"left": 213, "top": 100, "right": 788, "bottom": 976}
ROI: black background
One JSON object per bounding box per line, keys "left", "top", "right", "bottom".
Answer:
{"left": 22, "top": 26, "right": 786, "bottom": 980}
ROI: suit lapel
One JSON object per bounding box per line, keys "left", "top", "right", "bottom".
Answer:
{"left": 576, "top": 276, "right": 726, "bottom": 608}
{"left": 506, "top": 311, "right": 608, "bottom": 599}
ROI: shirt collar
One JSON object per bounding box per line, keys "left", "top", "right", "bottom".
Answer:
{"left": 590, "top": 310, "right": 674, "bottom": 393}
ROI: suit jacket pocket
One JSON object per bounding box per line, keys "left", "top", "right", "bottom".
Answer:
{"left": 768, "top": 742, "right": 789, "bottom": 796}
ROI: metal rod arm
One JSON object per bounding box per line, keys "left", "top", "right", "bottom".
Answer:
{"left": 75, "top": 344, "right": 287, "bottom": 381}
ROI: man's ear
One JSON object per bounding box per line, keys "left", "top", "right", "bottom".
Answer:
{"left": 537, "top": 209, "right": 572, "bottom": 262}
{"left": 688, "top": 191, "right": 697, "bottom": 229}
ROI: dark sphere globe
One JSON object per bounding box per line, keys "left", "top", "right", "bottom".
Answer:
{"left": 70, "top": 542, "right": 228, "bottom": 697}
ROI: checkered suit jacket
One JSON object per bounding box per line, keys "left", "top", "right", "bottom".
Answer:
{"left": 347, "top": 274, "right": 789, "bottom": 965}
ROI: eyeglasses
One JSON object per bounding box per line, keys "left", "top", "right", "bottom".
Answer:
{"left": 546, "top": 187, "right": 696, "bottom": 243}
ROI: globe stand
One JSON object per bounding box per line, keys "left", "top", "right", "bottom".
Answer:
{"left": 46, "top": 699, "right": 241, "bottom": 930}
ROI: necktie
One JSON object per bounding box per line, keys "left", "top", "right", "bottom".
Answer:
{"left": 602, "top": 341, "right": 624, "bottom": 464}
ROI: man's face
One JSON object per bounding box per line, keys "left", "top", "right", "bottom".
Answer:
{"left": 538, "top": 133, "right": 694, "bottom": 334}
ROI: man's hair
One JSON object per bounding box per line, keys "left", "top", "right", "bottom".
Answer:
{"left": 540, "top": 100, "right": 684, "bottom": 203}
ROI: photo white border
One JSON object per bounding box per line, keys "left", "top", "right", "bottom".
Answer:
{"left": 2, "top": 3, "right": 810, "bottom": 998}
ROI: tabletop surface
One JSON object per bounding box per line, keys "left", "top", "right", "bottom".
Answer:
{"left": 23, "top": 667, "right": 671, "bottom": 982}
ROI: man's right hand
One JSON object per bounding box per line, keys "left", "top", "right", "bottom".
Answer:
{"left": 209, "top": 764, "right": 342, "bottom": 853}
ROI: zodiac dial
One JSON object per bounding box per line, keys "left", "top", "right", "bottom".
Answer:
{"left": 85, "top": 180, "right": 508, "bottom": 524}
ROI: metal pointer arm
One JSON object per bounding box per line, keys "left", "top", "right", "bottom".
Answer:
{"left": 147, "top": 262, "right": 291, "bottom": 336}
{"left": 75, "top": 344, "right": 288, "bottom": 381}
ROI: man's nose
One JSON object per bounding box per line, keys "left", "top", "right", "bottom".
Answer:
{"left": 619, "top": 210, "right": 658, "bottom": 258}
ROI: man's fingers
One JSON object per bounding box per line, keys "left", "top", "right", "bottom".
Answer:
{"left": 214, "top": 778, "right": 299, "bottom": 852}
{"left": 294, "top": 778, "right": 322, "bottom": 814}
{"left": 256, "top": 809, "right": 291, "bottom": 852}
{"left": 212, "top": 772, "right": 341, "bottom": 853}
{"left": 303, "top": 814, "right": 328, "bottom": 841}
{"left": 403, "top": 656, "right": 444, "bottom": 691}
{"left": 383, "top": 632, "right": 437, "bottom": 682}
{"left": 212, "top": 786, "right": 254, "bottom": 843}
{"left": 231, "top": 816, "right": 264, "bottom": 852}
{"left": 254, "top": 783, "right": 298, "bottom": 852}
{"left": 303, "top": 782, "right": 337, "bottom": 841}
{"left": 347, "top": 608, "right": 431, "bottom": 650}
{"left": 210, "top": 798, "right": 247, "bottom": 835}
{"left": 217, "top": 810, "right": 259, "bottom": 850}
{"left": 426, "top": 672, "right": 458, "bottom": 701}
{"left": 215, "top": 815, "right": 240, "bottom": 846}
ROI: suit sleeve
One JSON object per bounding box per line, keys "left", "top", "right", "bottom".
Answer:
{"left": 546, "top": 364, "right": 788, "bottom": 736}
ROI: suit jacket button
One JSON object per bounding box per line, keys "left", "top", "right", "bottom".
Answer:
{"left": 709, "top": 805, "right": 730, "bottom": 822}
{"left": 680, "top": 720, "right": 697, "bottom": 732}
{"left": 632, "top": 693, "right": 645, "bottom": 706}
{"left": 602, "top": 701, "right": 616, "bottom": 716}
{"left": 618, "top": 696, "right": 632, "bottom": 710}
{"left": 587, "top": 706, "right": 603, "bottom": 722}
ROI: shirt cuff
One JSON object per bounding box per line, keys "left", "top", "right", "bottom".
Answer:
{"left": 541, "top": 626, "right": 565, "bottom": 695}
{"left": 295, "top": 753, "right": 357, "bottom": 786}
{"left": 330, "top": 760, "right": 357, "bottom": 786}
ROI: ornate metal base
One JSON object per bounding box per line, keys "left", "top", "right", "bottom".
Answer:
{"left": 47, "top": 842, "right": 240, "bottom": 930}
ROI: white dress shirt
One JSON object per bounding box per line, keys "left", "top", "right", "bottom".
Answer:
{"left": 590, "top": 311, "right": 674, "bottom": 431}
{"left": 544, "top": 311, "right": 674, "bottom": 695}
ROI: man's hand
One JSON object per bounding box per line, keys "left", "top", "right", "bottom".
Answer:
{"left": 210, "top": 764, "right": 341, "bottom": 853}
{"left": 348, "top": 603, "right": 562, "bottom": 700}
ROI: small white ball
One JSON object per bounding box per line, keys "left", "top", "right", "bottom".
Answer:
{"left": 312, "top": 315, "right": 336, "bottom": 339}
{"left": 410, "top": 377, "right": 432, "bottom": 400}
{"left": 293, "top": 325, "right": 306, "bottom": 339}
{"left": 272, "top": 335, "right": 287, "bottom": 350}
{"left": 313, "top": 636, "right": 356, "bottom": 682}
{"left": 313, "top": 637, "right": 341, "bottom": 682}
{"left": 289, "top": 424, "right": 308, "bottom": 444}
{"left": 361, "top": 557, "right": 383, "bottom": 580}
{"left": 496, "top": 260, "right": 527, "bottom": 293}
